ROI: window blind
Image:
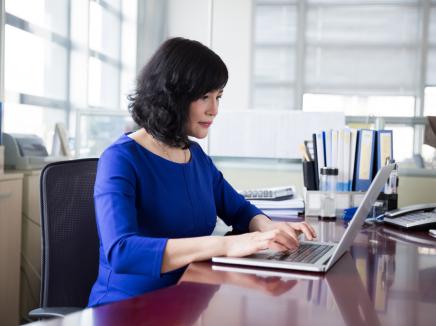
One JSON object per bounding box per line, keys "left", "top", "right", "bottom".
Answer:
{"left": 253, "top": 3, "right": 298, "bottom": 110}
{"left": 428, "top": 5, "right": 436, "bottom": 85}
{"left": 305, "top": 1, "right": 420, "bottom": 96}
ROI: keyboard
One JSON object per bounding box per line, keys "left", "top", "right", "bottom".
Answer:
{"left": 266, "top": 243, "right": 333, "bottom": 264}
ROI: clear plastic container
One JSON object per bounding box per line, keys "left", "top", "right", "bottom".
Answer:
{"left": 319, "top": 167, "right": 338, "bottom": 219}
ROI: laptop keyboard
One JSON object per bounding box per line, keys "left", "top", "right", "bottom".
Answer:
{"left": 266, "top": 243, "right": 333, "bottom": 264}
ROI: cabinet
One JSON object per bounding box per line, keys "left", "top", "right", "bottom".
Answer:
{"left": 18, "top": 170, "right": 42, "bottom": 321}
{"left": 0, "top": 173, "right": 23, "bottom": 326}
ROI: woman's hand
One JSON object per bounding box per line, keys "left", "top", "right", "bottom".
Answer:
{"left": 224, "top": 229, "right": 299, "bottom": 258}
{"left": 249, "top": 214, "right": 317, "bottom": 246}
{"left": 258, "top": 220, "right": 317, "bottom": 242}
{"left": 162, "top": 217, "right": 316, "bottom": 273}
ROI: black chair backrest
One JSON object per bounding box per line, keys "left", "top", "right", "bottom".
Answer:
{"left": 40, "top": 158, "right": 99, "bottom": 308}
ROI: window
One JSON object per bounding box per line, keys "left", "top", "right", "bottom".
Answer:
{"left": 253, "top": 2, "right": 298, "bottom": 110}
{"left": 303, "top": 94, "right": 415, "bottom": 117}
{"left": 3, "top": 0, "right": 138, "bottom": 157}
{"left": 250, "top": 0, "right": 436, "bottom": 161}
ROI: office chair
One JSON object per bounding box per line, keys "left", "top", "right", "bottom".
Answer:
{"left": 29, "top": 158, "right": 99, "bottom": 319}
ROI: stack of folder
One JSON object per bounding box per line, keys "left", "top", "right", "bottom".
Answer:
{"left": 310, "top": 128, "right": 393, "bottom": 192}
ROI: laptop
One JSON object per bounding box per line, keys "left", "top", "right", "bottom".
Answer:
{"left": 212, "top": 163, "right": 395, "bottom": 273}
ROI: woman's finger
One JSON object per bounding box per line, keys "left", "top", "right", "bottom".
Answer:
{"left": 289, "top": 222, "right": 316, "bottom": 240}
{"left": 268, "top": 240, "right": 288, "bottom": 252}
{"left": 271, "top": 229, "right": 299, "bottom": 249}
{"left": 299, "top": 222, "right": 317, "bottom": 237}
{"left": 296, "top": 223, "right": 315, "bottom": 240}
{"left": 256, "top": 229, "right": 297, "bottom": 250}
{"left": 279, "top": 223, "right": 303, "bottom": 244}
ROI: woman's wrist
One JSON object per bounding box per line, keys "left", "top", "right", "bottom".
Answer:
{"left": 249, "top": 214, "right": 273, "bottom": 232}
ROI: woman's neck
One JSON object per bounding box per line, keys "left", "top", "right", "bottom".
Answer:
{"left": 128, "top": 129, "right": 190, "bottom": 163}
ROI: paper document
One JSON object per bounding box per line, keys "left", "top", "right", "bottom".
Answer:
{"left": 261, "top": 209, "right": 303, "bottom": 220}
{"left": 249, "top": 197, "right": 304, "bottom": 210}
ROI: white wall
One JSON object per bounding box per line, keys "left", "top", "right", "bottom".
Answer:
{"left": 166, "top": 0, "right": 252, "bottom": 111}
{"left": 212, "top": 0, "right": 252, "bottom": 111}
{"left": 167, "top": 0, "right": 213, "bottom": 46}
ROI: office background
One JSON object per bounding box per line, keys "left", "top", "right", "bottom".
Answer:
{"left": 1, "top": 0, "right": 436, "bottom": 209}
{"left": 1, "top": 0, "right": 436, "bottom": 160}
{"left": 1, "top": 1, "right": 436, "bottom": 324}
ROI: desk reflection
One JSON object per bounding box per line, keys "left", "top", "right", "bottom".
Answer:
{"left": 92, "top": 282, "right": 219, "bottom": 326}
{"left": 183, "top": 261, "right": 297, "bottom": 297}
{"left": 180, "top": 253, "right": 380, "bottom": 326}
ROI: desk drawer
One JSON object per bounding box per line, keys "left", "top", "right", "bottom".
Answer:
{"left": 23, "top": 174, "right": 41, "bottom": 225}
{"left": 21, "top": 216, "right": 42, "bottom": 276}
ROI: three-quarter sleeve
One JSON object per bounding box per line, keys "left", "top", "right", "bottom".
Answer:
{"left": 94, "top": 147, "right": 168, "bottom": 277}
{"left": 207, "top": 156, "right": 262, "bottom": 232}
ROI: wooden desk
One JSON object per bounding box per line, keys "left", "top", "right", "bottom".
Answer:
{"left": 28, "top": 218, "right": 436, "bottom": 326}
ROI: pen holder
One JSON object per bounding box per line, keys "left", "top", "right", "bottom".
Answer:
{"left": 302, "top": 161, "right": 317, "bottom": 191}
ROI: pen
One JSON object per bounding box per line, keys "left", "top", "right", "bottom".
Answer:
{"left": 299, "top": 144, "right": 311, "bottom": 162}
{"left": 303, "top": 140, "right": 313, "bottom": 161}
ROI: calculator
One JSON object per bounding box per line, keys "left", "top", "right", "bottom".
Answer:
{"left": 239, "top": 186, "right": 294, "bottom": 201}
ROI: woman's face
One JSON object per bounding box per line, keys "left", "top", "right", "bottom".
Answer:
{"left": 186, "top": 89, "right": 223, "bottom": 139}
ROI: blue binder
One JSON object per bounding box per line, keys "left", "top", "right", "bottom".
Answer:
{"left": 354, "top": 129, "right": 376, "bottom": 191}
{"left": 376, "top": 130, "right": 393, "bottom": 172}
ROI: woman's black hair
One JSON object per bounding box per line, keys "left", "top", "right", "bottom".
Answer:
{"left": 128, "top": 37, "right": 228, "bottom": 148}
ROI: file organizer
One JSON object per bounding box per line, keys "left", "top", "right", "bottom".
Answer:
{"left": 309, "top": 128, "right": 393, "bottom": 192}
{"left": 304, "top": 190, "right": 366, "bottom": 217}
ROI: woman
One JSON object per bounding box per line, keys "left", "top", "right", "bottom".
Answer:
{"left": 88, "top": 37, "right": 316, "bottom": 306}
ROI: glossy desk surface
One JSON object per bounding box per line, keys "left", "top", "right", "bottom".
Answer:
{"left": 29, "top": 218, "right": 436, "bottom": 326}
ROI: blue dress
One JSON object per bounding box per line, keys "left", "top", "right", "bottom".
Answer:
{"left": 88, "top": 134, "right": 262, "bottom": 306}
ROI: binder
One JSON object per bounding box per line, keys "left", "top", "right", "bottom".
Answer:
{"left": 336, "top": 130, "right": 344, "bottom": 190}
{"left": 331, "top": 130, "right": 339, "bottom": 169}
{"left": 350, "top": 129, "right": 358, "bottom": 191}
{"left": 315, "top": 132, "right": 326, "bottom": 169}
{"left": 314, "top": 132, "right": 326, "bottom": 189}
{"left": 341, "top": 129, "right": 352, "bottom": 191}
{"left": 376, "top": 130, "right": 393, "bottom": 172}
{"left": 354, "top": 129, "right": 376, "bottom": 191}
{"left": 323, "top": 130, "right": 332, "bottom": 167}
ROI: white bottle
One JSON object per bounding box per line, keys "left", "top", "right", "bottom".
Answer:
{"left": 320, "top": 167, "right": 338, "bottom": 219}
